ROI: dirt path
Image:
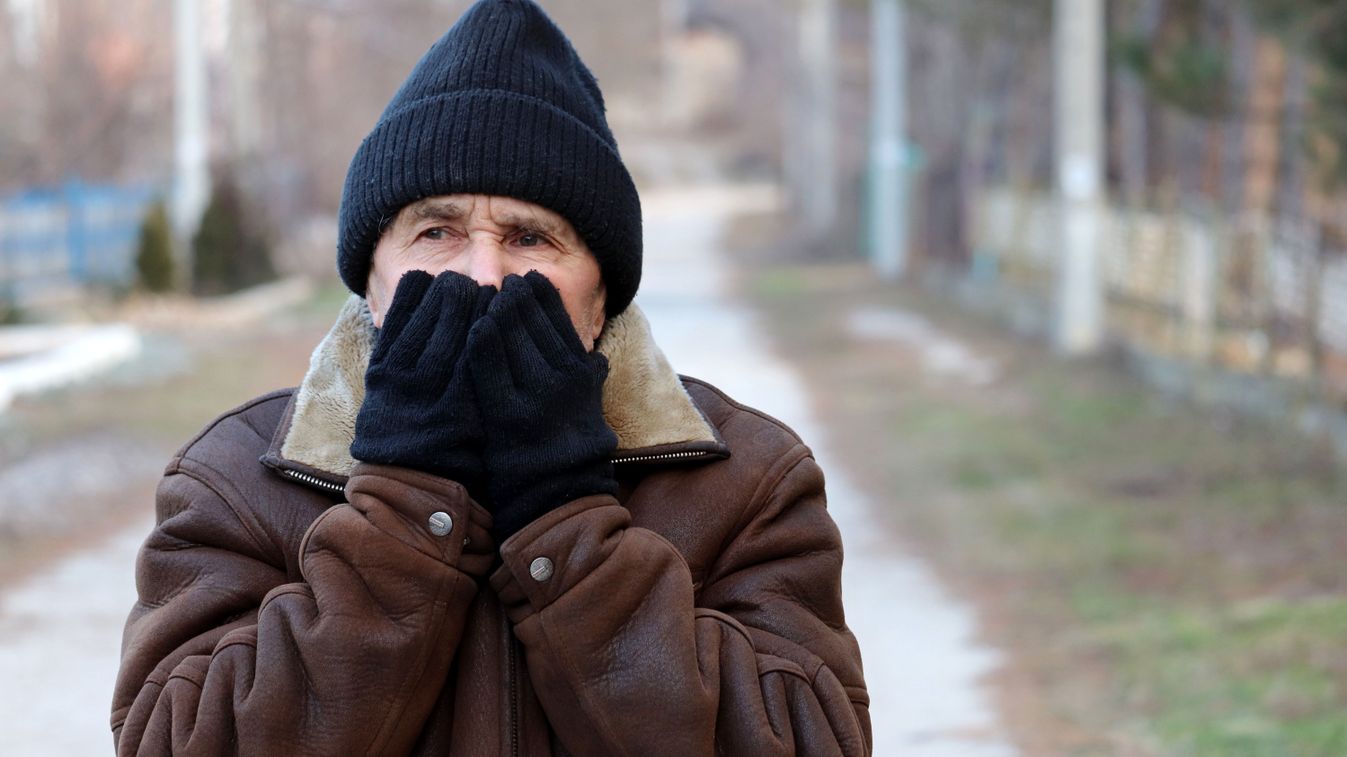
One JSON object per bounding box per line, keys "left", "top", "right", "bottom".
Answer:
{"left": 640, "top": 185, "right": 1016, "bottom": 755}
{"left": 0, "top": 515, "right": 151, "bottom": 755}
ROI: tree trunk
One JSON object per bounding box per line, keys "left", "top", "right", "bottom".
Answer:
{"left": 1243, "top": 34, "right": 1287, "bottom": 219}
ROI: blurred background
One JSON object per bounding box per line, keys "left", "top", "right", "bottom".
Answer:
{"left": 4, "top": 0, "right": 1347, "bottom": 754}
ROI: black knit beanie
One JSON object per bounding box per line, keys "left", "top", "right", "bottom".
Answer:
{"left": 337, "top": 0, "right": 642, "bottom": 318}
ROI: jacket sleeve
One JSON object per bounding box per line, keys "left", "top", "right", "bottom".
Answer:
{"left": 111, "top": 460, "right": 495, "bottom": 756}
{"left": 490, "top": 444, "right": 872, "bottom": 756}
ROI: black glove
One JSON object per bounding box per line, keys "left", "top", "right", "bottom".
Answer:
{"left": 351, "top": 270, "right": 496, "bottom": 493}
{"left": 465, "top": 271, "right": 618, "bottom": 542}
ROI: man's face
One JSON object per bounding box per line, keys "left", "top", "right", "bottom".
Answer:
{"left": 367, "top": 194, "right": 608, "bottom": 350}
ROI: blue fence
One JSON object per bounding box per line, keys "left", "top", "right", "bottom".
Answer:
{"left": 0, "top": 180, "right": 161, "bottom": 304}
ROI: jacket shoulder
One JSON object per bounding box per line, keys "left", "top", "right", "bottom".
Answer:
{"left": 169, "top": 388, "right": 296, "bottom": 474}
{"left": 679, "top": 376, "right": 810, "bottom": 461}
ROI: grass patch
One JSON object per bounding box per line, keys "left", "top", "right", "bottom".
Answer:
{"left": 290, "top": 279, "right": 352, "bottom": 320}
{"left": 1113, "top": 599, "right": 1347, "bottom": 756}
{"left": 0, "top": 284, "right": 346, "bottom": 585}
{"left": 3, "top": 284, "right": 343, "bottom": 458}
{"left": 741, "top": 259, "right": 1347, "bottom": 756}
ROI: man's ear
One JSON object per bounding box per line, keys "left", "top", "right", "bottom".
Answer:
{"left": 588, "top": 283, "right": 608, "bottom": 344}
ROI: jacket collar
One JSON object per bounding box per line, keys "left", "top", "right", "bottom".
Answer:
{"left": 263, "top": 294, "right": 728, "bottom": 489}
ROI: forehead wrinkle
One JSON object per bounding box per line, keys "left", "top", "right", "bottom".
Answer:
{"left": 402, "top": 199, "right": 469, "bottom": 228}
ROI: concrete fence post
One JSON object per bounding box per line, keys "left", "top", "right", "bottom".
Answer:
{"left": 869, "top": 0, "right": 910, "bottom": 280}
{"left": 1053, "top": 0, "right": 1107, "bottom": 355}
{"left": 1182, "top": 219, "right": 1217, "bottom": 362}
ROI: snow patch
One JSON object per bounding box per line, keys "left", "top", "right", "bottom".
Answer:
{"left": 848, "top": 307, "right": 1000, "bottom": 387}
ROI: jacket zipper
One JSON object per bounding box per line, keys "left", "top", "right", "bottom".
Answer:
{"left": 282, "top": 468, "right": 346, "bottom": 494}
{"left": 611, "top": 450, "right": 711, "bottom": 465}
{"left": 279, "top": 452, "right": 708, "bottom": 491}
{"left": 507, "top": 631, "right": 520, "bottom": 757}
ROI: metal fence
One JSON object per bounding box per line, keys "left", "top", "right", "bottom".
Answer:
{"left": 0, "top": 181, "right": 160, "bottom": 305}
{"left": 972, "top": 186, "right": 1347, "bottom": 404}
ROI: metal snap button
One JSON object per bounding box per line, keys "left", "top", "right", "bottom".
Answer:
{"left": 529, "top": 557, "right": 554, "bottom": 582}
{"left": 428, "top": 511, "right": 453, "bottom": 537}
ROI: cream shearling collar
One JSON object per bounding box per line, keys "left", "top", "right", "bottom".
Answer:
{"left": 274, "top": 294, "right": 723, "bottom": 480}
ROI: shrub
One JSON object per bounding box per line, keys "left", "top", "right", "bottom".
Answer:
{"left": 191, "top": 175, "right": 276, "bottom": 296}
{"left": 134, "top": 200, "right": 175, "bottom": 293}
{"left": 0, "top": 298, "right": 20, "bottom": 326}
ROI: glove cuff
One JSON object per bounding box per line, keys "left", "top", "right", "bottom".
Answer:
{"left": 489, "top": 461, "right": 617, "bottom": 542}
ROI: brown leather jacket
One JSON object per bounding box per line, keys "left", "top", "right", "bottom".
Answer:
{"left": 112, "top": 298, "right": 871, "bottom": 756}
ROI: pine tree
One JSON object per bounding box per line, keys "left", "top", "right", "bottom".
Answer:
{"left": 134, "top": 200, "right": 175, "bottom": 293}
{"left": 191, "top": 175, "right": 276, "bottom": 296}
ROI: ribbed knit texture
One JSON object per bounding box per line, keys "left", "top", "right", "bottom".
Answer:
{"left": 465, "top": 272, "right": 618, "bottom": 542}
{"left": 350, "top": 271, "right": 498, "bottom": 493}
{"left": 337, "top": 0, "right": 642, "bottom": 318}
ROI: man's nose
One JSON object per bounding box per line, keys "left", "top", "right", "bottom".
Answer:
{"left": 458, "top": 239, "right": 509, "bottom": 288}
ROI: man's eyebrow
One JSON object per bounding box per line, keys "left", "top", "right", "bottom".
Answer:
{"left": 394, "top": 200, "right": 574, "bottom": 241}
{"left": 405, "top": 200, "right": 469, "bottom": 226}
{"left": 494, "top": 211, "right": 569, "bottom": 238}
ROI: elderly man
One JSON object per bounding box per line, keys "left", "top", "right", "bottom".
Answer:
{"left": 112, "top": 1, "right": 870, "bottom": 754}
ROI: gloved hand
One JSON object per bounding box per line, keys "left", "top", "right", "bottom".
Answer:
{"left": 351, "top": 270, "right": 497, "bottom": 494}
{"left": 465, "top": 271, "right": 618, "bottom": 542}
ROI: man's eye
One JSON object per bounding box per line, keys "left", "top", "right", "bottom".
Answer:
{"left": 518, "top": 232, "right": 544, "bottom": 247}
{"left": 422, "top": 228, "right": 447, "bottom": 241}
